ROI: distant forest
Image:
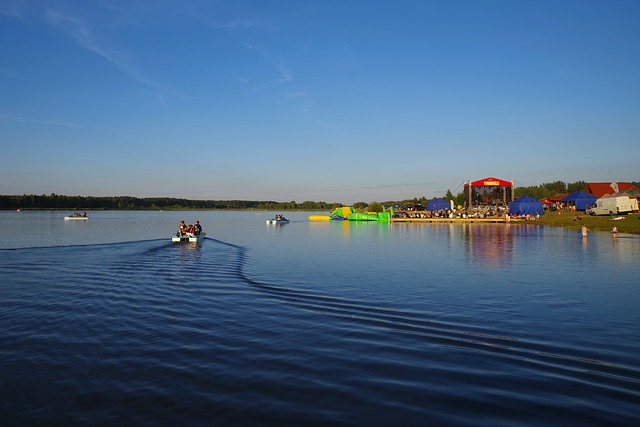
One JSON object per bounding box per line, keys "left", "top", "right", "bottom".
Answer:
{"left": 1, "top": 181, "right": 637, "bottom": 210}
{"left": 0, "top": 194, "right": 339, "bottom": 211}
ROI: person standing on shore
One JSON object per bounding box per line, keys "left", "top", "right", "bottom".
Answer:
{"left": 581, "top": 224, "right": 591, "bottom": 238}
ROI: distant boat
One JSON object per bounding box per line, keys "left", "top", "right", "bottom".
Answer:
{"left": 64, "top": 215, "right": 88, "bottom": 221}
{"left": 266, "top": 216, "right": 289, "bottom": 224}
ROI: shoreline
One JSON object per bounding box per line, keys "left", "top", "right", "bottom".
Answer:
{"left": 9, "top": 208, "right": 640, "bottom": 234}
{"left": 391, "top": 211, "right": 639, "bottom": 234}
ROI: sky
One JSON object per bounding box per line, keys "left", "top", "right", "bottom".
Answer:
{"left": 1, "top": 0, "right": 639, "bottom": 204}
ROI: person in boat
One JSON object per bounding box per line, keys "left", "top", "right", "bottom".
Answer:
{"left": 178, "top": 220, "right": 187, "bottom": 236}
{"left": 194, "top": 221, "right": 202, "bottom": 235}
{"left": 186, "top": 224, "right": 195, "bottom": 235}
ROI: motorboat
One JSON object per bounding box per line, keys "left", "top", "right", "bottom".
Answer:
{"left": 172, "top": 232, "right": 206, "bottom": 243}
{"left": 64, "top": 215, "right": 88, "bottom": 221}
{"left": 266, "top": 217, "right": 289, "bottom": 224}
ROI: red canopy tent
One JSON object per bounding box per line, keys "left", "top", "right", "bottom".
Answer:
{"left": 468, "top": 177, "right": 513, "bottom": 187}
{"left": 464, "top": 177, "right": 514, "bottom": 208}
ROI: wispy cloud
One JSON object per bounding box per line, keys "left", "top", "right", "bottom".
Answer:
{"left": 361, "top": 182, "right": 439, "bottom": 190}
{"left": 0, "top": 112, "right": 82, "bottom": 128}
{"left": 286, "top": 91, "right": 307, "bottom": 99}
{"left": 243, "top": 43, "right": 293, "bottom": 84}
{"left": 0, "top": 2, "right": 26, "bottom": 20}
{"left": 205, "top": 19, "right": 256, "bottom": 30}
{"left": 46, "top": 9, "right": 186, "bottom": 103}
{"left": 303, "top": 115, "right": 341, "bottom": 131}
{"left": 0, "top": 68, "right": 22, "bottom": 79}
{"left": 241, "top": 38, "right": 339, "bottom": 134}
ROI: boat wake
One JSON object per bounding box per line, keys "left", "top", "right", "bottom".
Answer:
{"left": 2, "top": 237, "right": 639, "bottom": 415}
{"left": 199, "top": 237, "right": 640, "bottom": 389}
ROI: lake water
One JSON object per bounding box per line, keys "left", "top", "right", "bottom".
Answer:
{"left": 1, "top": 210, "right": 639, "bottom": 426}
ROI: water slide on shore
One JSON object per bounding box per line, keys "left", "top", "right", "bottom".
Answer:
{"left": 309, "top": 206, "right": 393, "bottom": 222}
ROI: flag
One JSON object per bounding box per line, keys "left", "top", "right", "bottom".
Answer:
{"left": 610, "top": 182, "right": 619, "bottom": 193}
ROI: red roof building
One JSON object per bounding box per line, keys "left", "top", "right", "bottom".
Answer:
{"left": 585, "top": 182, "right": 640, "bottom": 198}
{"left": 548, "top": 193, "right": 568, "bottom": 202}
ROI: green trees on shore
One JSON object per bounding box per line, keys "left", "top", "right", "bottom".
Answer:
{"left": 2, "top": 181, "right": 636, "bottom": 210}
{"left": 513, "top": 180, "right": 588, "bottom": 200}
{"left": 0, "top": 194, "right": 340, "bottom": 210}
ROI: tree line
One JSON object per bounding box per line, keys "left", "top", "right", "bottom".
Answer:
{"left": 2, "top": 181, "right": 637, "bottom": 210}
{"left": 0, "top": 194, "right": 340, "bottom": 210}
{"left": 513, "top": 180, "right": 588, "bottom": 200}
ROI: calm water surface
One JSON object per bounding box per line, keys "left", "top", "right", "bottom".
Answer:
{"left": 1, "top": 210, "right": 639, "bottom": 426}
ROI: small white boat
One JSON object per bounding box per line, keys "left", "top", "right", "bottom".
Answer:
{"left": 266, "top": 217, "right": 290, "bottom": 224}
{"left": 64, "top": 215, "right": 88, "bottom": 221}
{"left": 171, "top": 232, "right": 206, "bottom": 243}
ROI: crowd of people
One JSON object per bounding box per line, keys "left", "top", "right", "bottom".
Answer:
{"left": 178, "top": 220, "right": 202, "bottom": 236}
{"left": 393, "top": 205, "right": 542, "bottom": 221}
{"left": 393, "top": 207, "right": 499, "bottom": 219}
{"left": 509, "top": 212, "right": 540, "bottom": 221}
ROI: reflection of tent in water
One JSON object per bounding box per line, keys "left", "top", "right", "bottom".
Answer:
{"left": 509, "top": 196, "right": 544, "bottom": 216}
{"left": 427, "top": 198, "right": 450, "bottom": 211}
{"left": 561, "top": 191, "right": 597, "bottom": 211}
{"left": 464, "top": 177, "right": 514, "bottom": 208}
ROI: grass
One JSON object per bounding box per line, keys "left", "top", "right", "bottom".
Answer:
{"left": 535, "top": 210, "right": 640, "bottom": 234}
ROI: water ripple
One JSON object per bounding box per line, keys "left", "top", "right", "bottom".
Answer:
{"left": 1, "top": 238, "right": 639, "bottom": 426}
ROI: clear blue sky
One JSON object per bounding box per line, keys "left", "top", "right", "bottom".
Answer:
{"left": 1, "top": 1, "right": 639, "bottom": 204}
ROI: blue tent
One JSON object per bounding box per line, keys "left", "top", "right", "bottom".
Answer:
{"left": 509, "top": 195, "right": 544, "bottom": 216}
{"left": 427, "top": 198, "right": 450, "bottom": 211}
{"left": 561, "top": 191, "right": 597, "bottom": 211}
